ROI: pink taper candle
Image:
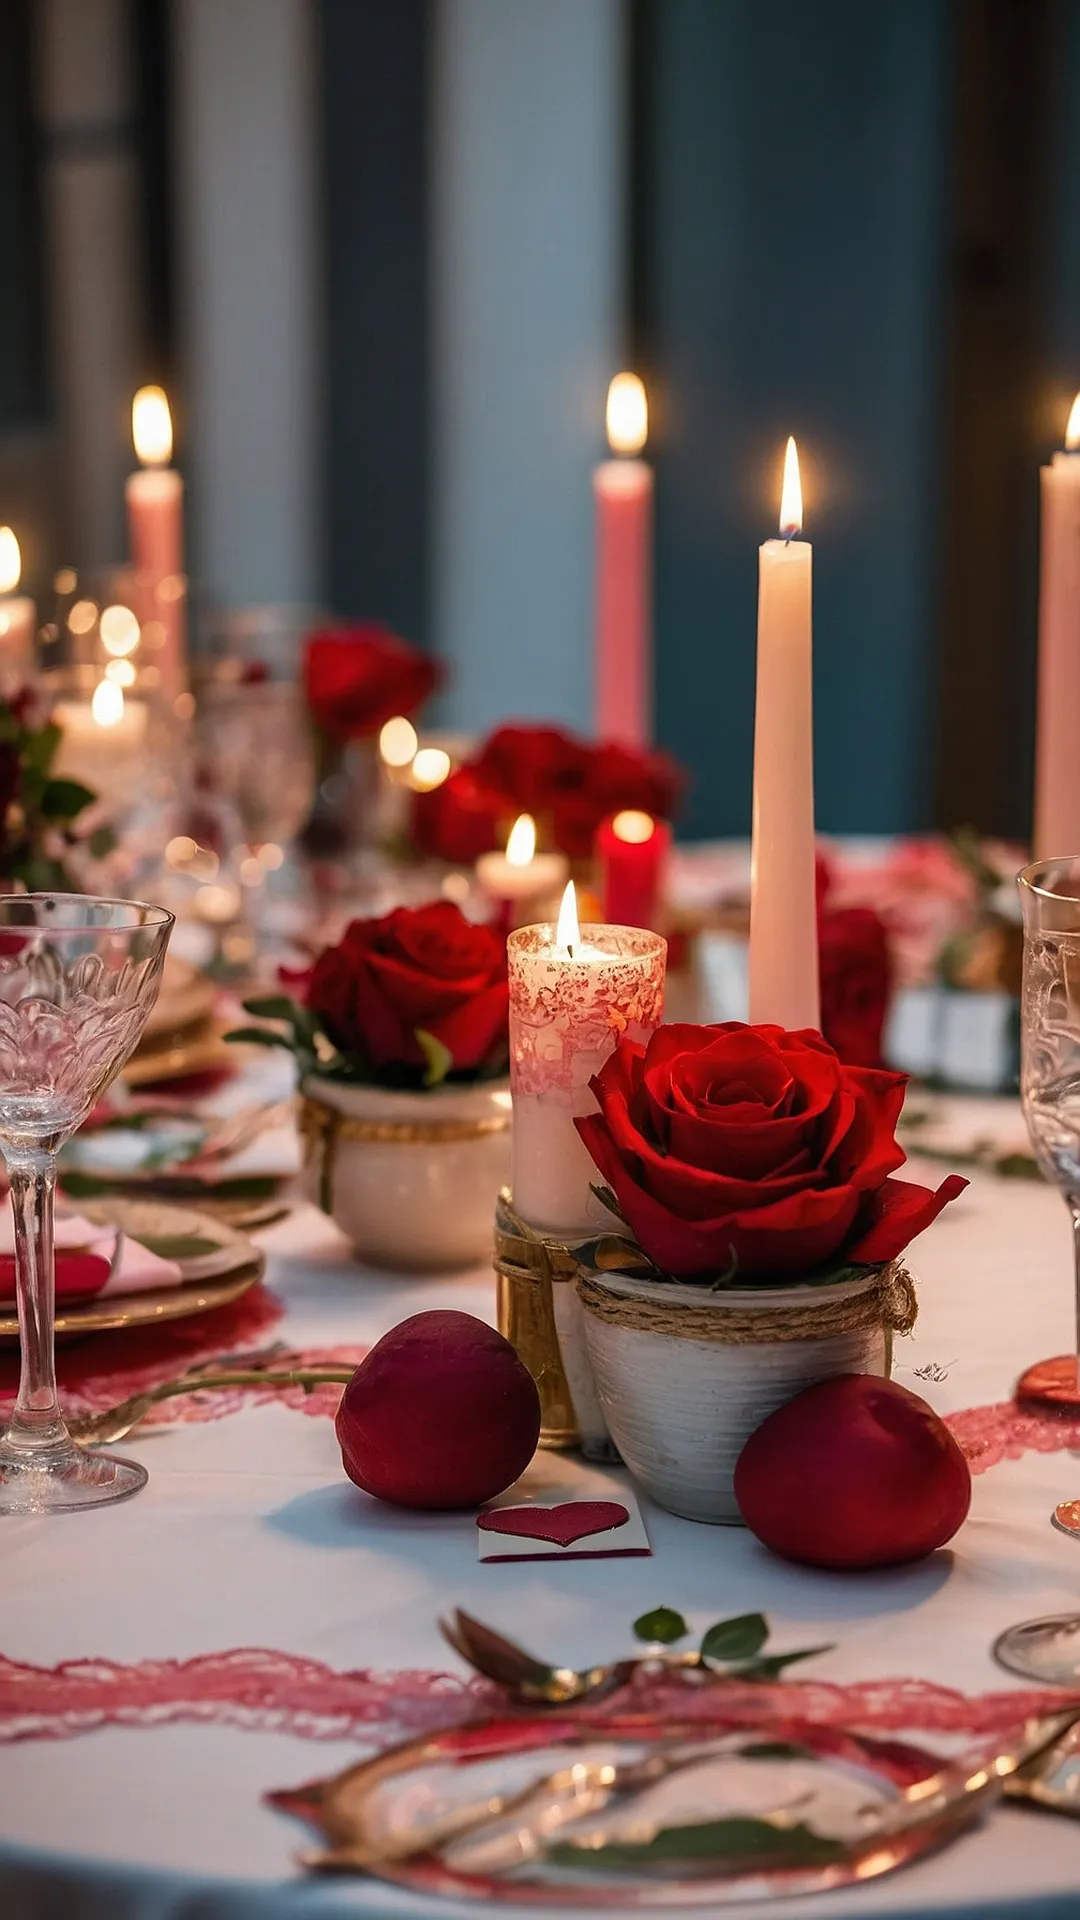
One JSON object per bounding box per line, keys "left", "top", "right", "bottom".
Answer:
{"left": 594, "top": 373, "right": 653, "bottom": 746}
{"left": 125, "top": 386, "right": 186, "bottom": 701}
{"left": 749, "top": 437, "right": 820, "bottom": 1031}
{"left": 1034, "top": 395, "right": 1080, "bottom": 859}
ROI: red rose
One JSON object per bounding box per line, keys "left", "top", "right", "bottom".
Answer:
{"left": 303, "top": 625, "right": 440, "bottom": 741}
{"left": 410, "top": 765, "right": 506, "bottom": 865}
{"left": 307, "top": 901, "right": 508, "bottom": 1079}
{"left": 550, "top": 743, "right": 683, "bottom": 859}
{"left": 470, "top": 725, "right": 592, "bottom": 818}
{"left": 819, "top": 907, "right": 892, "bottom": 1070}
{"left": 575, "top": 1022, "right": 965, "bottom": 1280}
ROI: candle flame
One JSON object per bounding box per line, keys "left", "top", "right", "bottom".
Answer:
{"left": 779, "top": 436, "right": 802, "bottom": 537}
{"left": 612, "top": 808, "right": 655, "bottom": 845}
{"left": 132, "top": 385, "right": 173, "bottom": 466}
{"left": 411, "top": 746, "right": 451, "bottom": 792}
{"left": 378, "top": 715, "right": 418, "bottom": 767}
{"left": 506, "top": 813, "right": 536, "bottom": 866}
{"left": 100, "top": 603, "right": 140, "bottom": 657}
{"left": 91, "top": 678, "right": 125, "bottom": 727}
{"left": 556, "top": 879, "right": 580, "bottom": 954}
{"left": 606, "top": 373, "right": 648, "bottom": 456}
{"left": 1066, "top": 394, "right": 1080, "bottom": 451}
{"left": 0, "top": 528, "right": 20, "bottom": 595}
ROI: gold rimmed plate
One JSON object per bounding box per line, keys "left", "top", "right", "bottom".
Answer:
{"left": 0, "top": 1199, "right": 265, "bottom": 1342}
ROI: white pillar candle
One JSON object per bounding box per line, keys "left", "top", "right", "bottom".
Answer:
{"left": 508, "top": 881, "right": 665, "bottom": 1237}
{"left": 1034, "top": 394, "right": 1080, "bottom": 859}
{"left": 594, "top": 373, "right": 653, "bottom": 746}
{"left": 749, "top": 437, "right": 820, "bottom": 1031}
{"left": 0, "top": 528, "right": 36, "bottom": 690}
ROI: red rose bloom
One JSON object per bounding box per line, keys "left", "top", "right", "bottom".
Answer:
{"left": 303, "top": 625, "right": 440, "bottom": 741}
{"left": 307, "top": 901, "right": 508, "bottom": 1079}
{"left": 410, "top": 765, "right": 506, "bottom": 865}
{"left": 819, "top": 907, "right": 892, "bottom": 1070}
{"left": 470, "top": 725, "right": 592, "bottom": 819}
{"left": 467, "top": 725, "right": 682, "bottom": 860}
{"left": 575, "top": 1022, "right": 965, "bottom": 1280}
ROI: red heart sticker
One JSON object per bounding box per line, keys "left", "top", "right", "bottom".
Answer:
{"left": 477, "top": 1501, "right": 629, "bottom": 1548}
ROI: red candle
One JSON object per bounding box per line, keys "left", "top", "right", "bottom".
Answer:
{"left": 125, "top": 385, "right": 187, "bottom": 701}
{"left": 594, "top": 373, "right": 653, "bottom": 747}
{"left": 596, "top": 809, "right": 670, "bottom": 930}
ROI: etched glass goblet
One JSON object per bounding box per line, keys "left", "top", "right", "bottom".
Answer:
{"left": 0, "top": 895, "right": 173, "bottom": 1513}
{"left": 997, "top": 858, "right": 1080, "bottom": 1681}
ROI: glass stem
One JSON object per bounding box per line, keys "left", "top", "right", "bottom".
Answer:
{"left": 6, "top": 1153, "right": 65, "bottom": 1451}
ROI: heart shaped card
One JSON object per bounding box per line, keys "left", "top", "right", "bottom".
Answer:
{"left": 477, "top": 1489, "right": 650, "bottom": 1561}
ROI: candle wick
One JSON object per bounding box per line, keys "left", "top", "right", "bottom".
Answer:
{"left": 566, "top": 943, "right": 575, "bottom": 960}
{"left": 782, "top": 525, "right": 797, "bottom": 544}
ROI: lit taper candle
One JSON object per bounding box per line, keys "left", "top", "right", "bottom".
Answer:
{"left": 594, "top": 373, "right": 653, "bottom": 746}
{"left": 748, "top": 436, "right": 820, "bottom": 1031}
{"left": 1034, "top": 394, "right": 1080, "bottom": 858}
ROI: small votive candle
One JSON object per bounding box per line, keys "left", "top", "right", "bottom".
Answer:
{"left": 508, "top": 886, "right": 665, "bottom": 1236}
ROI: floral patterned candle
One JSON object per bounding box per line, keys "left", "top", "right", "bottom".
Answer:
{"left": 508, "top": 882, "right": 666, "bottom": 1236}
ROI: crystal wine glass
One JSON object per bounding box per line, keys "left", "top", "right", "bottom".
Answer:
{"left": 0, "top": 895, "right": 173, "bottom": 1514}
{"left": 997, "top": 858, "right": 1080, "bottom": 1681}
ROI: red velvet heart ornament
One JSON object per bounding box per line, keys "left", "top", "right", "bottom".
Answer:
{"left": 477, "top": 1501, "right": 629, "bottom": 1547}
{"left": 0, "top": 1252, "right": 112, "bottom": 1305}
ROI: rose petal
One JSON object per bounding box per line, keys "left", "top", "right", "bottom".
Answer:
{"left": 846, "top": 1174, "right": 969, "bottom": 1266}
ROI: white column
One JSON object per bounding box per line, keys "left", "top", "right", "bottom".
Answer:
{"left": 171, "top": 0, "right": 319, "bottom": 608}
{"left": 36, "top": 0, "right": 142, "bottom": 568}
{"left": 432, "top": 0, "right": 626, "bottom": 731}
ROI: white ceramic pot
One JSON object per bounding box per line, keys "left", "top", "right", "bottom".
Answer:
{"left": 578, "top": 1267, "right": 894, "bottom": 1524}
{"left": 300, "top": 1077, "right": 512, "bottom": 1272}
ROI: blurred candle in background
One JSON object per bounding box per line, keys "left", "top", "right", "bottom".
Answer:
{"left": 594, "top": 372, "right": 653, "bottom": 746}
{"left": 0, "top": 529, "right": 36, "bottom": 690}
{"left": 126, "top": 386, "right": 186, "bottom": 702}
{"left": 476, "top": 813, "right": 569, "bottom": 936}
{"left": 1034, "top": 394, "right": 1080, "bottom": 858}
{"left": 749, "top": 437, "right": 820, "bottom": 1032}
{"left": 596, "top": 808, "right": 670, "bottom": 930}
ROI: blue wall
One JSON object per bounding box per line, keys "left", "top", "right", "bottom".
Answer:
{"left": 644, "top": 0, "right": 951, "bottom": 837}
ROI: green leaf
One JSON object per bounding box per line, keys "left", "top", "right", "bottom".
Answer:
{"left": 139, "top": 1235, "right": 221, "bottom": 1260}
{"left": 223, "top": 1026, "right": 297, "bottom": 1051}
{"left": 700, "top": 1613, "right": 768, "bottom": 1663}
{"left": 40, "top": 777, "right": 96, "bottom": 820}
{"left": 241, "top": 995, "right": 299, "bottom": 1022}
{"left": 415, "top": 1027, "right": 452, "bottom": 1089}
{"left": 547, "top": 1817, "right": 844, "bottom": 1872}
{"left": 22, "top": 721, "right": 61, "bottom": 778}
{"left": 88, "top": 825, "right": 117, "bottom": 859}
{"left": 737, "top": 1645, "right": 835, "bottom": 1681}
{"left": 632, "top": 1605, "right": 688, "bottom": 1645}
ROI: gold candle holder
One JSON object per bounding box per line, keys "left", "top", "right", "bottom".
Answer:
{"left": 493, "top": 1189, "right": 580, "bottom": 1449}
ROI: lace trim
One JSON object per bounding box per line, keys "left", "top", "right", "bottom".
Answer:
{"left": 946, "top": 1398, "right": 1080, "bottom": 1474}
{"left": 1, "top": 1646, "right": 1075, "bottom": 1747}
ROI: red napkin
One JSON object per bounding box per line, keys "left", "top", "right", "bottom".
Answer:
{"left": 0, "top": 1252, "right": 113, "bottom": 1304}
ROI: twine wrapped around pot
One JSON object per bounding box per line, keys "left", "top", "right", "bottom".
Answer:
{"left": 575, "top": 1262, "right": 916, "bottom": 1344}
{"left": 301, "top": 1092, "right": 510, "bottom": 1215}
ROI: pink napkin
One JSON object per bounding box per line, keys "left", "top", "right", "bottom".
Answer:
{"left": 0, "top": 1204, "right": 183, "bottom": 1303}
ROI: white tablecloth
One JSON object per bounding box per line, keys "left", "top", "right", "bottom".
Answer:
{"left": 5, "top": 1093, "right": 1080, "bottom": 1919}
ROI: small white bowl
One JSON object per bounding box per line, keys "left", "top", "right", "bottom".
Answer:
{"left": 300, "top": 1076, "right": 512, "bottom": 1272}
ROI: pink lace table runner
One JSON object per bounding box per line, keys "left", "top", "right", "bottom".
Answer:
{"left": 1, "top": 1645, "right": 1075, "bottom": 1750}
{"left": 0, "top": 1286, "right": 363, "bottom": 1427}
